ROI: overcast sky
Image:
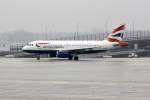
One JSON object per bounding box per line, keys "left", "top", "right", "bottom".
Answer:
{"left": 0, "top": 0, "right": 149, "bottom": 32}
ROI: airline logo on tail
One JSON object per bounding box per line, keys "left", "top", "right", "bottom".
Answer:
{"left": 107, "top": 24, "right": 128, "bottom": 46}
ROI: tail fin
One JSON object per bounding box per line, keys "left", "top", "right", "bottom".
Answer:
{"left": 107, "top": 24, "right": 128, "bottom": 46}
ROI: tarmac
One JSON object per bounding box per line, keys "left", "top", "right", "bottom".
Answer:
{"left": 0, "top": 58, "right": 150, "bottom": 100}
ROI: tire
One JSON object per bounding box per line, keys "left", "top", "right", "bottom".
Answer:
{"left": 68, "top": 55, "right": 73, "bottom": 60}
{"left": 74, "top": 56, "right": 79, "bottom": 61}
{"left": 37, "top": 55, "right": 40, "bottom": 60}
{"left": 37, "top": 56, "right": 40, "bottom": 60}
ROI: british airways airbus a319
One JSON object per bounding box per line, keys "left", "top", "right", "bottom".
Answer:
{"left": 22, "top": 24, "right": 128, "bottom": 60}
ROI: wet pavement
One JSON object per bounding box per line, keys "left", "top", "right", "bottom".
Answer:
{"left": 0, "top": 58, "right": 150, "bottom": 100}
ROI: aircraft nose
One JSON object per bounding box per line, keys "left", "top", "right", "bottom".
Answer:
{"left": 22, "top": 46, "right": 28, "bottom": 51}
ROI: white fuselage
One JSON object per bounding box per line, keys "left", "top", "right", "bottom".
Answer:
{"left": 22, "top": 40, "right": 118, "bottom": 52}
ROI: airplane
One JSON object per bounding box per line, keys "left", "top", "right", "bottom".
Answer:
{"left": 22, "top": 24, "right": 128, "bottom": 60}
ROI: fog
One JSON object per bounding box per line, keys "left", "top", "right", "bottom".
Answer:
{"left": 0, "top": 0, "right": 149, "bottom": 32}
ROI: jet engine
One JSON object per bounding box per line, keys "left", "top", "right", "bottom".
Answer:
{"left": 56, "top": 51, "right": 71, "bottom": 58}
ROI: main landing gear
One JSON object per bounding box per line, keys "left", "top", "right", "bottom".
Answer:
{"left": 74, "top": 56, "right": 79, "bottom": 61}
{"left": 68, "top": 55, "right": 79, "bottom": 61}
{"left": 36, "top": 54, "right": 79, "bottom": 61}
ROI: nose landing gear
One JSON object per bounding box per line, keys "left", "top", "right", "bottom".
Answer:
{"left": 36, "top": 54, "right": 40, "bottom": 60}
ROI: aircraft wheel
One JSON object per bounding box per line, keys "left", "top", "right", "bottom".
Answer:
{"left": 68, "top": 55, "right": 73, "bottom": 60}
{"left": 74, "top": 56, "right": 79, "bottom": 61}
{"left": 37, "top": 55, "right": 40, "bottom": 60}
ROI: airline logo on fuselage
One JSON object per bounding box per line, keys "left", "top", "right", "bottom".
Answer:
{"left": 36, "top": 42, "right": 64, "bottom": 48}
{"left": 36, "top": 42, "right": 49, "bottom": 47}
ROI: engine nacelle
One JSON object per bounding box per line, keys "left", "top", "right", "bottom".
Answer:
{"left": 49, "top": 51, "right": 57, "bottom": 57}
{"left": 56, "top": 51, "right": 71, "bottom": 58}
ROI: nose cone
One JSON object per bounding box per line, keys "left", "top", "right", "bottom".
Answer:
{"left": 22, "top": 46, "right": 28, "bottom": 52}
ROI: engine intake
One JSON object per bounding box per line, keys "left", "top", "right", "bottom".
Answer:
{"left": 57, "top": 51, "right": 71, "bottom": 58}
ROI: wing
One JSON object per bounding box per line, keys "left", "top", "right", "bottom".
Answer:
{"left": 54, "top": 46, "right": 107, "bottom": 55}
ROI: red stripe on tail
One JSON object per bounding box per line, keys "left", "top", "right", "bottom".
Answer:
{"left": 113, "top": 24, "right": 125, "bottom": 33}
{"left": 108, "top": 38, "right": 120, "bottom": 43}
{"left": 108, "top": 38, "right": 128, "bottom": 46}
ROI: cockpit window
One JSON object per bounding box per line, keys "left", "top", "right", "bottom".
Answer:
{"left": 36, "top": 44, "right": 40, "bottom": 47}
{"left": 27, "top": 43, "right": 34, "bottom": 46}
